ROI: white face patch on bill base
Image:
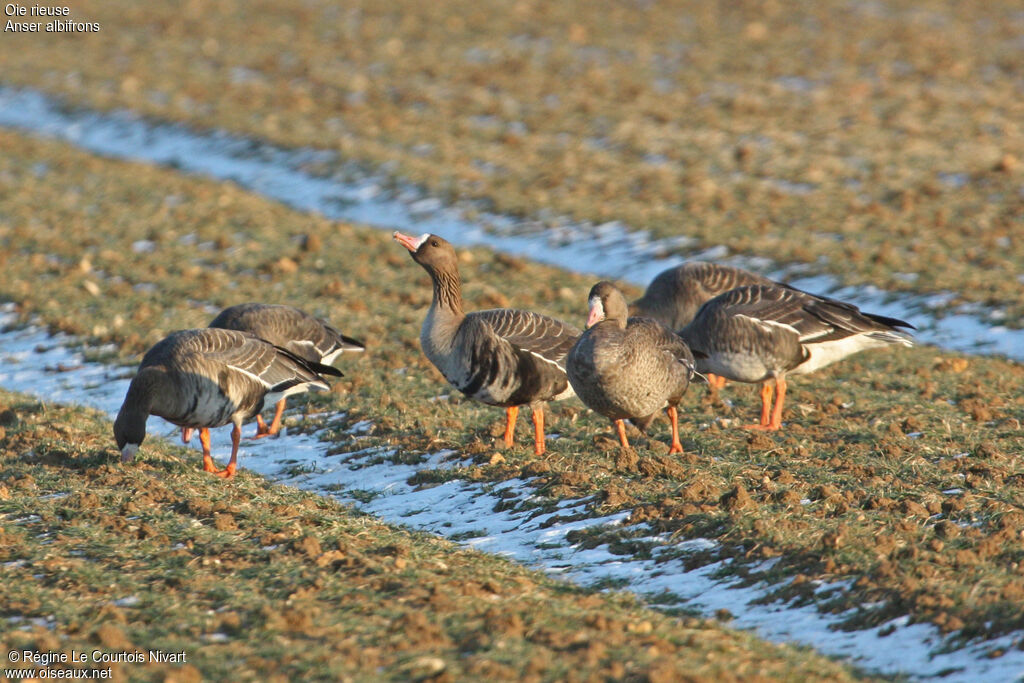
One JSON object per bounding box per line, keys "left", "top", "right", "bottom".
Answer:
{"left": 586, "top": 296, "right": 605, "bottom": 329}
{"left": 392, "top": 231, "right": 432, "bottom": 252}
{"left": 121, "top": 443, "right": 139, "bottom": 463}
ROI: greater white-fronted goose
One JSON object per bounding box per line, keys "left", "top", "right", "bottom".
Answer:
{"left": 207, "top": 303, "right": 364, "bottom": 437}
{"left": 568, "top": 281, "right": 697, "bottom": 453}
{"left": 678, "top": 285, "right": 915, "bottom": 430}
{"left": 630, "top": 262, "right": 773, "bottom": 390}
{"left": 393, "top": 232, "right": 580, "bottom": 456}
{"left": 114, "top": 328, "right": 342, "bottom": 478}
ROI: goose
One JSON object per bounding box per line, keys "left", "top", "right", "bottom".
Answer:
{"left": 114, "top": 328, "right": 342, "bottom": 478}
{"left": 678, "top": 284, "right": 915, "bottom": 431}
{"left": 568, "top": 281, "right": 697, "bottom": 453}
{"left": 393, "top": 231, "right": 580, "bottom": 456}
{"left": 206, "top": 303, "right": 364, "bottom": 437}
{"left": 630, "top": 262, "right": 774, "bottom": 390}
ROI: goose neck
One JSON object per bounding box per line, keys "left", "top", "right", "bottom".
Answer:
{"left": 430, "top": 267, "right": 465, "bottom": 317}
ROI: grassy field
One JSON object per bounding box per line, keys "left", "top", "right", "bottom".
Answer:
{"left": 1, "top": 389, "right": 872, "bottom": 681}
{"left": 1, "top": 0, "right": 1022, "bottom": 321}
{"left": 1, "top": 126, "right": 1023, "bottom": 673}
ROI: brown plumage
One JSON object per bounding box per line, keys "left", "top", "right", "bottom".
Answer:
{"left": 568, "top": 281, "right": 696, "bottom": 453}
{"left": 114, "top": 328, "right": 342, "bottom": 478}
{"left": 393, "top": 231, "right": 580, "bottom": 456}
{"left": 630, "top": 262, "right": 773, "bottom": 389}
{"left": 207, "top": 303, "right": 364, "bottom": 437}
{"left": 630, "top": 262, "right": 774, "bottom": 331}
{"left": 679, "top": 284, "right": 915, "bottom": 430}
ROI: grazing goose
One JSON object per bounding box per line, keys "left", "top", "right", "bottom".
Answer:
{"left": 568, "top": 281, "right": 697, "bottom": 453}
{"left": 207, "top": 303, "right": 364, "bottom": 437}
{"left": 114, "top": 328, "right": 342, "bottom": 478}
{"left": 678, "top": 285, "right": 915, "bottom": 431}
{"left": 393, "top": 231, "right": 580, "bottom": 456}
{"left": 630, "top": 262, "right": 774, "bottom": 390}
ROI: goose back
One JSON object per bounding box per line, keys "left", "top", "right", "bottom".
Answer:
{"left": 631, "top": 262, "right": 774, "bottom": 330}
{"left": 209, "top": 303, "right": 364, "bottom": 365}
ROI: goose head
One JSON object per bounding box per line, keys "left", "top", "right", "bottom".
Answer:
{"left": 586, "top": 281, "right": 629, "bottom": 329}
{"left": 393, "top": 232, "right": 459, "bottom": 277}
{"left": 113, "top": 370, "right": 158, "bottom": 463}
{"left": 113, "top": 404, "right": 147, "bottom": 463}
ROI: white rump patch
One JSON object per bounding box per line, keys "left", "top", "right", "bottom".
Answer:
{"left": 794, "top": 333, "right": 886, "bottom": 375}
{"left": 320, "top": 348, "right": 346, "bottom": 365}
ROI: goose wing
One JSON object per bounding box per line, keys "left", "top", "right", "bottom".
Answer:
{"left": 210, "top": 303, "right": 365, "bottom": 364}
{"left": 703, "top": 286, "right": 817, "bottom": 339}
{"left": 188, "top": 328, "right": 337, "bottom": 395}
{"left": 472, "top": 309, "right": 581, "bottom": 370}
{"left": 707, "top": 286, "right": 914, "bottom": 346}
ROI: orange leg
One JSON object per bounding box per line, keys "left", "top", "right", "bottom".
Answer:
{"left": 615, "top": 419, "right": 631, "bottom": 450}
{"left": 665, "top": 405, "right": 684, "bottom": 454}
{"left": 766, "top": 376, "right": 786, "bottom": 430}
{"left": 212, "top": 423, "right": 240, "bottom": 479}
{"left": 743, "top": 382, "right": 774, "bottom": 429}
{"left": 181, "top": 427, "right": 194, "bottom": 444}
{"left": 531, "top": 406, "right": 545, "bottom": 456}
{"left": 744, "top": 378, "right": 786, "bottom": 431}
{"left": 503, "top": 405, "right": 519, "bottom": 448}
{"left": 707, "top": 373, "right": 728, "bottom": 391}
{"left": 200, "top": 428, "right": 223, "bottom": 474}
{"left": 253, "top": 398, "right": 286, "bottom": 438}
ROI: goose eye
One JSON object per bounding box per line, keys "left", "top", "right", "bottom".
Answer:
{"left": 430, "top": 240, "right": 439, "bottom": 247}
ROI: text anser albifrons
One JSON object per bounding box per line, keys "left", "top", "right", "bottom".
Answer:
{"left": 393, "top": 232, "right": 580, "bottom": 456}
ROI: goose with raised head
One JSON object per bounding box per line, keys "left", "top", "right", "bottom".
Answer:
{"left": 568, "top": 281, "right": 697, "bottom": 453}
{"left": 206, "top": 303, "right": 364, "bottom": 437}
{"left": 630, "top": 262, "right": 774, "bottom": 390}
{"left": 114, "top": 328, "right": 342, "bottom": 478}
{"left": 393, "top": 231, "right": 580, "bottom": 456}
{"left": 678, "top": 284, "right": 915, "bottom": 431}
